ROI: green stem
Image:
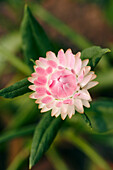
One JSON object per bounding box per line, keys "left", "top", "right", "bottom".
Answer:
{"left": 47, "top": 146, "right": 69, "bottom": 170}
{"left": 7, "top": 149, "right": 28, "bottom": 170}
{"left": 7, "top": 142, "right": 30, "bottom": 170}
{"left": 64, "top": 130, "right": 111, "bottom": 170}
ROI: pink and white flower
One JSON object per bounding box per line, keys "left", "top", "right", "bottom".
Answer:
{"left": 28, "top": 49, "right": 98, "bottom": 120}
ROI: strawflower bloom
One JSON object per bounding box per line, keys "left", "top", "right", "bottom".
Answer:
{"left": 28, "top": 49, "right": 98, "bottom": 120}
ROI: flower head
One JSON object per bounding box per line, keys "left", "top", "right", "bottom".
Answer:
{"left": 28, "top": 49, "right": 98, "bottom": 120}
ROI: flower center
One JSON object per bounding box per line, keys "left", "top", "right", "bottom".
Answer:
{"left": 48, "top": 69, "right": 77, "bottom": 99}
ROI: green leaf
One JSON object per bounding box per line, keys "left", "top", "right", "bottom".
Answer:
{"left": 0, "top": 124, "right": 35, "bottom": 144}
{"left": 31, "top": 3, "right": 91, "bottom": 49}
{"left": 0, "top": 78, "right": 31, "bottom": 98}
{"left": 29, "top": 111, "right": 63, "bottom": 169}
{"left": 81, "top": 46, "right": 111, "bottom": 69}
{"left": 0, "top": 47, "right": 31, "bottom": 76}
{"left": 85, "top": 99, "right": 113, "bottom": 133}
{"left": 21, "top": 5, "right": 54, "bottom": 70}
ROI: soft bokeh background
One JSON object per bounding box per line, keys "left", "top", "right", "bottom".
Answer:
{"left": 0, "top": 0, "right": 113, "bottom": 170}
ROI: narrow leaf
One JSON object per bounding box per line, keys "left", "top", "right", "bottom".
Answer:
{"left": 0, "top": 78, "right": 31, "bottom": 98}
{"left": 29, "top": 111, "right": 63, "bottom": 169}
{"left": 32, "top": 3, "right": 91, "bottom": 49}
{"left": 81, "top": 113, "right": 92, "bottom": 129}
{"left": 81, "top": 46, "right": 111, "bottom": 69}
{"left": 21, "top": 5, "right": 54, "bottom": 70}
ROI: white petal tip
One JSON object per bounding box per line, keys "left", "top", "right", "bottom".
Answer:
{"left": 68, "top": 115, "right": 73, "bottom": 119}
{"left": 76, "top": 52, "right": 81, "bottom": 57}
{"left": 60, "top": 49, "right": 64, "bottom": 52}
{"left": 61, "top": 114, "right": 67, "bottom": 120}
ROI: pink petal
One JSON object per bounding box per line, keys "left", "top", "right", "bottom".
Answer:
{"left": 61, "top": 104, "right": 68, "bottom": 114}
{"left": 34, "top": 80, "right": 42, "bottom": 86}
{"left": 74, "top": 52, "right": 82, "bottom": 75}
{"left": 80, "top": 74, "right": 92, "bottom": 87}
{"left": 35, "top": 60, "right": 44, "bottom": 67}
{"left": 74, "top": 99, "right": 84, "bottom": 113}
{"left": 46, "top": 51, "right": 57, "bottom": 62}
{"left": 84, "top": 81, "right": 99, "bottom": 90}
{"left": 29, "top": 85, "right": 36, "bottom": 91}
{"left": 51, "top": 107, "right": 59, "bottom": 116}
{"left": 41, "top": 96, "right": 53, "bottom": 104}
{"left": 82, "top": 59, "right": 89, "bottom": 67}
{"left": 83, "top": 89, "right": 92, "bottom": 101}
{"left": 73, "top": 93, "right": 80, "bottom": 98}
{"left": 55, "top": 110, "right": 61, "bottom": 117}
{"left": 61, "top": 113, "right": 67, "bottom": 120}
{"left": 50, "top": 70, "right": 62, "bottom": 80}
{"left": 46, "top": 101, "right": 55, "bottom": 108}
{"left": 61, "top": 104, "right": 68, "bottom": 119}
{"left": 29, "top": 92, "right": 38, "bottom": 99}
{"left": 39, "top": 57, "right": 47, "bottom": 66}
{"left": 38, "top": 103, "right": 45, "bottom": 109}
{"left": 31, "top": 73, "right": 38, "bottom": 78}
{"left": 36, "top": 67, "right": 46, "bottom": 75}
{"left": 78, "top": 89, "right": 91, "bottom": 100}
{"left": 84, "top": 66, "right": 91, "bottom": 76}
{"left": 34, "top": 78, "right": 46, "bottom": 86}
{"left": 58, "top": 66, "right": 64, "bottom": 70}
{"left": 28, "top": 77, "right": 35, "bottom": 83}
{"left": 57, "top": 85, "right": 67, "bottom": 98}
{"left": 35, "top": 98, "right": 42, "bottom": 103}
{"left": 36, "top": 87, "right": 46, "bottom": 95}
{"left": 63, "top": 99, "right": 73, "bottom": 105}
{"left": 56, "top": 101, "right": 63, "bottom": 107}
{"left": 90, "top": 74, "right": 97, "bottom": 81}
{"left": 61, "top": 104, "right": 68, "bottom": 120}
{"left": 47, "top": 60, "right": 57, "bottom": 68}
{"left": 82, "top": 100, "right": 90, "bottom": 108}
{"left": 58, "top": 49, "right": 66, "bottom": 66}
{"left": 46, "top": 90, "right": 51, "bottom": 95}
{"left": 71, "top": 69, "right": 76, "bottom": 74}
{"left": 78, "top": 68, "right": 85, "bottom": 83}
{"left": 33, "top": 92, "right": 45, "bottom": 98}
{"left": 49, "top": 80, "right": 56, "bottom": 89}
{"left": 65, "top": 49, "right": 75, "bottom": 69}
{"left": 67, "top": 105, "right": 75, "bottom": 118}
{"left": 33, "top": 65, "right": 37, "bottom": 71}
{"left": 63, "top": 82, "right": 76, "bottom": 97}
{"left": 41, "top": 106, "right": 51, "bottom": 112}
{"left": 37, "top": 76, "right": 47, "bottom": 85}
{"left": 89, "top": 71, "right": 94, "bottom": 75}
{"left": 46, "top": 67, "right": 53, "bottom": 74}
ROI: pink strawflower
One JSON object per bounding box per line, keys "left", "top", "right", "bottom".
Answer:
{"left": 28, "top": 49, "right": 98, "bottom": 120}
